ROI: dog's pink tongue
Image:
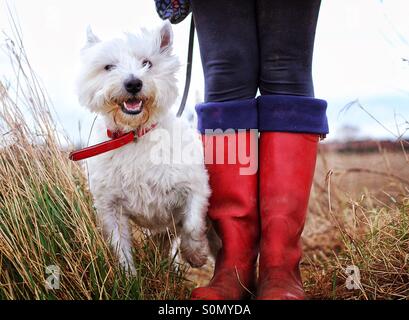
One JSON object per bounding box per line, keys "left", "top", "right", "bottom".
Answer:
{"left": 124, "top": 100, "right": 142, "bottom": 111}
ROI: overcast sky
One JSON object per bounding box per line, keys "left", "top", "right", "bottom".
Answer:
{"left": 1, "top": 0, "right": 408, "bottom": 142}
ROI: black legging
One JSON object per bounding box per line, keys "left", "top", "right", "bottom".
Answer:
{"left": 191, "top": 0, "right": 322, "bottom": 103}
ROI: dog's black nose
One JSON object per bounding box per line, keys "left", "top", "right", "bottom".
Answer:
{"left": 124, "top": 78, "right": 143, "bottom": 94}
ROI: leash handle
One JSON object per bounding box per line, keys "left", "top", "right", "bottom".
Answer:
{"left": 177, "top": 16, "right": 195, "bottom": 118}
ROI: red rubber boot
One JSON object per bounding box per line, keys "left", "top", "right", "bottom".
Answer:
{"left": 191, "top": 130, "right": 259, "bottom": 300}
{"left": 257, "top": 132, "right": 319, "bottom": 300}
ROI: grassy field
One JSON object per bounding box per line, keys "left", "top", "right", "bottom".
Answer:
{"left": 188, "top": 149, "right": 409, "bottom": 300}
{"left": 304, "top": 149, "right": 409, "bottom": 299}
{"left": 1, "top": 19, "right": 408, "bottom": 300}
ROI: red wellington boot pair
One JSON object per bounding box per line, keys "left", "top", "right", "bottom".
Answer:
{"left": 191, "top": 130, "right": 319, "bottom": 300}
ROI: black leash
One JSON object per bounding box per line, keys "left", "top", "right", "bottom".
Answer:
{"left": 177, "top": 16, "right": 195, "bottom": 118}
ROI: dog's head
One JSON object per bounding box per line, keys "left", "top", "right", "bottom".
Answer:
{"left": 77, "top": 22, "right": 180, "bottom": 131}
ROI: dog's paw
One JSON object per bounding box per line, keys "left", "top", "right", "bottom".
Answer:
{"left": 125, "top": 264, "right": 137, "bottom": 277}
{"left": 185, "top": 251, "right": 208, "bottom": 268}
{"left": 180, "top": 240, "right": 208, "bottom": 268}
{"left": 119, "top": 257, "right": 137, "bottom": 276}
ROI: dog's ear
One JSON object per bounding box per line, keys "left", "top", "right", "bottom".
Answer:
{"left": 159, "top": 21, "right": 173, "bottom": 53}
{"left": 85, "top": 26, "right": 101, "bottom": 48}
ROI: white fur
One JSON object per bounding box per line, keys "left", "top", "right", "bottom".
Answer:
{"left": 77, "top": 22, "right": 211, "bottom": 273}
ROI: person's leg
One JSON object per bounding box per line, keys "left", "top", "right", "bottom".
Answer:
{"left": 257, "top": 0, "right": 321, "bottom": 97}
{"left": 191, "top": 0, "right": 259, "bottom": 102}
{"left": 190, "top": 0, "right": 260, "bottom": 300}
{"left": 191, "top": 130, "right": 259, "bottom": 300}
{"left": 256, "top": 0, "right": 328, "bottom": 300}
{"left": 258, "top": 132, "right": 320, "bottom": 300}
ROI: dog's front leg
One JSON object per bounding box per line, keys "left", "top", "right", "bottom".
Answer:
{"left": 96, "top": 201, "right": 136, "bottom": 274}
{"left": 179, "top": 193, "right": 209, "bottom": 268}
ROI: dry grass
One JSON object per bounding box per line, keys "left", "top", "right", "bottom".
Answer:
{"left": 303, "top": 148, "right": 409, "bottom": 300}
{"left": 189, "top": 149, "right": 409, "bottom": 300}
{"left": 0, "top": 17, "right": 190, "bottom": 300}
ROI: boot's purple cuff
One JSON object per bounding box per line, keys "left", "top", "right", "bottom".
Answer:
{"left": 196, "top": 99, "right": 258, "bottom": 133}
{"left": 258, "top": 95, "right": 329, "bottom": 135}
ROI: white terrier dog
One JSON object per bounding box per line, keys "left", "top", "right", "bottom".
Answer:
{"left": 76, "top": 22, "right": 211, "bottom": 273}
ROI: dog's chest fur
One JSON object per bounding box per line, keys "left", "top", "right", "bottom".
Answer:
{"left": 87, "top": 116, "right": 205, "bottom": 231}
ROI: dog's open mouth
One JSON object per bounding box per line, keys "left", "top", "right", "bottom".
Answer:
{"left": 121, "top": 98, "right": 145, "bottom": 115}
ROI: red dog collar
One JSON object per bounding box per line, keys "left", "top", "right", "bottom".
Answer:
{"left": 69, "top": 124, "right": 157, "bottom": 162}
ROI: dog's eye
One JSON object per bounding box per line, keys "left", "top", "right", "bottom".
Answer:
{"left": 142, "top": 59, "right": 152, "bottom": 69}
{"left": 104, "top": 65, "right": 116, "bottom": 71}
